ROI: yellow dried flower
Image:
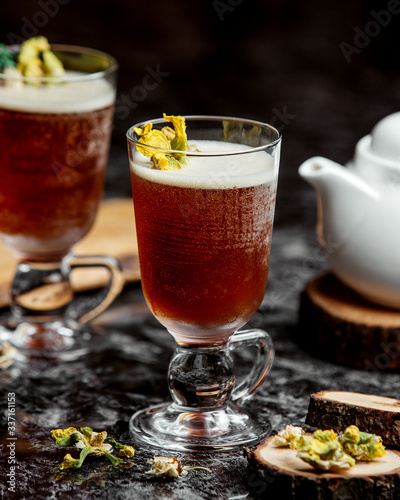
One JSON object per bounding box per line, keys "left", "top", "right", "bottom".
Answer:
{"left": 59, "top": 453, "right": 80, "bottom": 471}
{"left": 89, "top": 430, "right": 108, "bottom": 448}
{"left": 50, "top": 429, "right": 64, "bottom": 440}
{"left": 339, "top": 425, "right": 387, "bottom": 461}
{"left": 17, "top": 36, "right": 65, "bottom": 83}
{"left": 163, "top": 113, "right": 187, "bottom": 151}
{"left": 146, "top": 456, "right": 184, "bottom": 479}
{"left": 134, "top": 115, "right": 188, "bottom": 170}
{"left": 51, "top": 427, "right": 80, "bottom": 446}
{"left": 298, "top": 449, "right": 355, "bottom": 472}
{"left": 118, "top": 445, "right": 135, "bottom": 458}
{"left": 297, "top": 429, "right": 355, "bottom": 472}
{"left": 51, "top": 427, "right": 134, "bottom": 470}
{"left": 275, "top": 424, "right": 386, "bottom": 472}
{"left": 273, "top": 424, "right": 305, "bottom": 447}
{"left": 161, "top": 126, "right": 176, "bottom": 142}
{"left": 146, "top": 456, "right": 212, "bottom": 480}
{"left": 134, "top": 124, "right": 172, "bottom": 169}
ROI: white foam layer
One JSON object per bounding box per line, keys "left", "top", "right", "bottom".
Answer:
{"left": 0, "top": 71, "right": 115, "bottom": 113}
{"left": 131, "top": 140, "right": 277, "bottom": 189}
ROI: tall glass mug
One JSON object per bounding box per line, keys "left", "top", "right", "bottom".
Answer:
{"left": 0, "top": 45, "right": 124, "bottom": 360}
{"left": 127, "top": 116, "right": 280, "bottom": 451}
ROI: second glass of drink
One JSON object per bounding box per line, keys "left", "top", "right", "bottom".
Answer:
{"left": 0, "top": 43, "right": 124, "bottom": 360}
{"left": 127, "top": 116, "right": 281, "bottom": 451}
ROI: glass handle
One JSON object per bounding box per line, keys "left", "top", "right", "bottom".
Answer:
{"left": 229, "top": 329, "right": 275, "bottom": 407}
{"left": 66, "top": 253, "right": 125, "bottom": 325}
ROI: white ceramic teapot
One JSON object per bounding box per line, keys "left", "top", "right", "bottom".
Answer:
{"left": 299, "top": 112, "right": 400, "bottom": 309}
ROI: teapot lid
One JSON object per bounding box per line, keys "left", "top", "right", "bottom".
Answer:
{"left": 370, "top": 112, "right": 400, "bottom": 161}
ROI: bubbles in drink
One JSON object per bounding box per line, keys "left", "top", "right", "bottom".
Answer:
{"left": 130, "top": 140, "right": 278, "bottom": 344}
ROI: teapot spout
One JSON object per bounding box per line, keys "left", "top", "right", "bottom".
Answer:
{"left": 299, "top": 156, "right": 379, "bottom": 200}
{"left": 299, "top": 156, "right": 380, "bottom": 251}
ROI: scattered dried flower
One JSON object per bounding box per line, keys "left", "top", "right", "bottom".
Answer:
{"left": 146, "top": 456, "right": 184, "bottom": 479}
{"left": 296, "top": 429, "right": 355, "bottom": 472}
{"left": 50, "top": 427, "right": 134, "bottom": 470}
{"left": 146, "top": 456, "right": 212, "bottom": 480}
{"left": 339, "top": 425, "right": 387, "bottom": 461}
{"left": 274, "top": 424, "right": 386, "bottom": 472}
{"left": 105, "top": 436, "right": 135, "bottom": 458}
{"left": 273, "top": 424, "right": 305, "bottom": 447}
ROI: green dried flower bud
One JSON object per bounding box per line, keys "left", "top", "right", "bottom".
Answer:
{"left": 339, "top": 425, "right": 386, "bottom": 461}
{"left": 59, "top": 447, "right": 93, "bottom": 471}
{"left": 51, "top": 426, "right": 135, "bottom": 471}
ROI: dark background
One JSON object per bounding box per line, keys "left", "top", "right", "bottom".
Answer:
{"left": 2, "top": 0, "right": 400, "bottom": 228}
{"left": 2, "top": 3, "right": 400, "bottom": 498}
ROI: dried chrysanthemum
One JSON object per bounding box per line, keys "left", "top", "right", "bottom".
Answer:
{"left": 163, "top": 113, "right": 187, "bottom": 151}
{"left": 146, "top": 456, "right": 212, "bottom": 480}
{"left": 59, "top": 449, "right": 93, "bottom": 471}
{"left": 16, "top": 36, "right": 64, "bottom": 83}
{"left": 134, "top": 114, "right": 188, "bottom": 170}
{"left": 297, "top": 449, "right": 355, "bottom": 472}
{"left": 273, "top": 425, "right": 305, "bottom": 447}
{"left": 339, "top": 425, "right": 386, "bottom": 461}
{"left": 104, "top": 436, "right": 135, "bottom": 458}
{"left": 50, "top": 427, "right": 80, "bottom": 447}
{"left": 146, "top": 456, "right": 185, "bottom": 479}
{"left": 274, "top": 424, "right": 386, "bottom": 473}
{"left": 297, "top": 429, "right": 355, "bottom": 472}
{"left": 50, "top": 427, "right": 134, "bottom": 470}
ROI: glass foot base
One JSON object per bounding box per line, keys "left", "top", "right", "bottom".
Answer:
{"left": 130, "top": 402, "right": 266, "bottom": 452}
{"left": 0, "top": 318, "right": 101, "bottom": 362}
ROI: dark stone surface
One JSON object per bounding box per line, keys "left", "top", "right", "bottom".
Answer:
{"left": 1, "top": 1, "right": 400, "bottom": 498}
{"left": 2, "top": 229, "right": 400, "bottom": 500}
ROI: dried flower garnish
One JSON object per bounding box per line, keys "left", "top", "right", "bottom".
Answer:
{"left": 339, "top": 425, "right": 386, "bottom": 461}
{"left": 296, "top": 429, "right": 355, "bottom": 472}
{"left": 146, "top": 456, "right": 184, "bottom": 479}
{"left": 146, "top": 456, "right": 212, "bottom": 479}
{"left": 50, "top": 427, "right": 134, "bottom": 470}
{"left": 273, "top": 424, "right": 305, "bottom": 447}
{"left": 134, "top": 114, "right": 189, "bottom": 170}
{"left": 0, "top": 341, "right": 17, "bottom": 370}
{"left": 163, "top": 114, "right": 187, "bottom": 152}
{"left": 103, "top": 436, "right": 135, "bottom": 458}
{"left": 16, "top": 36, "right": 64, "bottom": 83}
{"left": 275, "top": 424, "right": 386, "bottom": 472}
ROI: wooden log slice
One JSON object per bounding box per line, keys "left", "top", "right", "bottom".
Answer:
{"left": 245, "top": 435, "right": 400, "bottom": 499}
{"left": 0, "top": 198, "right": 140, "bottom": 308}
{"left": 297, "top": 272, "right": 400, "bottom": 371}
{"left": 306, "top": 391, "right": 400, "bottom": 447}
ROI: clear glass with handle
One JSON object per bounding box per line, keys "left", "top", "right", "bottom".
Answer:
{"left": 127, "top": 116, "right": 280, "bottom": 451}
{"left": 0, "top": 45, "right": 124, "bottom": 360}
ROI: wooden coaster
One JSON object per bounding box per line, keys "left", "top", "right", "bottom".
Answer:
{"left": 246, "top": 435, "right": 400, "bottom": 499}
{"left": 0, "top": 198, "right": 140, "bottom": 308}
{"left": 306, "top": 391, "right": 400, "bottom": 447}
{"left": 298, "top": 272, "right": 400, "bottom": 371}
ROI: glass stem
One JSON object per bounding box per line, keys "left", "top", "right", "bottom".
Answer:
{"left": 168, "top": 343, "right": 235, "bottom": 410}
